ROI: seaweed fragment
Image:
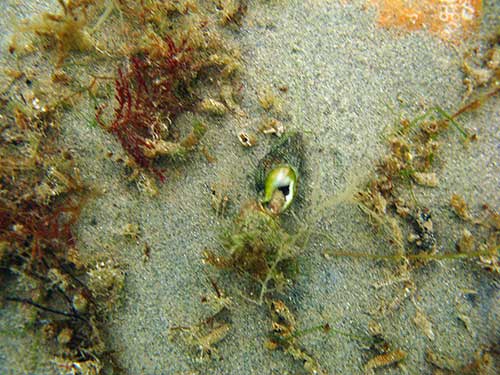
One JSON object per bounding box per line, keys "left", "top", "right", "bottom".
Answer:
{"left": 198, "top": 98, "right": 228, "bottom": 116}
{"left": 462, "top": 32, "right": 500, "bottom": 100}
{"left": 171, "top": 321, "right": 231, "bottom": 362}
{"left": 450, "top": 193, "right": 473, "bottom": 221}
{"left": 353, "top": 97, "right": 500, "bottom": 266}
{"left": 204, "top": 202, "right": 300, "bottom": 304}
{"left": 14, "top": 0, "right": 98, "bottom": 65}
{"left": 265, "top": 300, "right": 326, "bottom": 375}
{"left": 459, "top": 347, "right": 498, "bottom": 375}
{"left": 0, "top": 104, "right": 86, "bottom": 262}
{"left": 260, "top": 117, "right": 285, "bottom": 137}
{"left": 209, "top": 183, "right": 231, "bottom": 217}
{"left": 0, "top": 96, "right": 119, "bottom": 372}
{"left": 216, "top": 0, "right": 248, "bottom": 27}
{"left": 364, "top": 348, "right": 407, "bottom": 373}
{"left": 169, "top": 278, "right": 232, "bottom": 362}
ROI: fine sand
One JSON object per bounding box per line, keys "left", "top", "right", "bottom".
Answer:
{"left": 0, "top": 0, "right": 498, "bottom": 374}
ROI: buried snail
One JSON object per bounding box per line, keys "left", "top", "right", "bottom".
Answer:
{"left": 262, "top": 165, "right": 298, "bottom": 214}
{"left": 255, "top": 132, "right": 304, "bottom": 215}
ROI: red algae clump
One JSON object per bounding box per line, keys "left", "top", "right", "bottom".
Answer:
{"left": 98, "top": 37, "right": 196, "bottom": 181}
{"left": 98, "top": 19, "right": 239, "bottom": 182}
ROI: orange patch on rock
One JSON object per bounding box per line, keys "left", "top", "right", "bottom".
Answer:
{"left": 368, "top": 0, "right": 482, "bottom": 42}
